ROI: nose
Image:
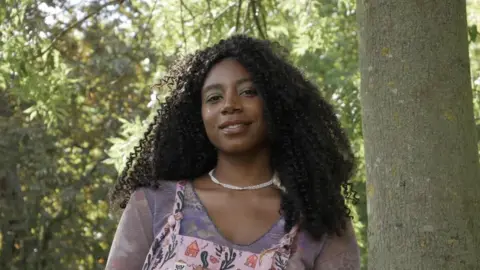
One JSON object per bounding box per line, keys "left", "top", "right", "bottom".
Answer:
{"left": 221, "top": 91, "right": 242, "bottom": 114}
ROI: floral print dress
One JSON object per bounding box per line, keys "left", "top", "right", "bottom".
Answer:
{"left": 105, "top": 180, "right": 361, "bottom": 270}
{"left": 142, "top": 181, "right": 298, "bottom": 270}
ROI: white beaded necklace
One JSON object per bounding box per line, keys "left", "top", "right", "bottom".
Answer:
{"left": 208, "top": 169, "right": 279, "bottom": 191}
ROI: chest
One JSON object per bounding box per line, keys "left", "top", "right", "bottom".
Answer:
{"left": 191, "top": 189, "right": 282, "bottom": 246}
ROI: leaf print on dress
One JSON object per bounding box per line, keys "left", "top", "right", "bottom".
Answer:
{"left": 219, "top": 248, "right": 236, "bottom": 270}
{"left": 142, "top": 253, "right": 152, "bottom": 270}
{"left": 215, "top": 245, "right": 224, "bottom": 258}
{"left": 175, "top": 190, "right": 185, "bottom": 214}
{"left": 144, "top": 238, "right": 164, "bottom": 270}
{"left": 272, "top": 253, "right": 287, "bottom": 270}
{"left": 151, "top": 238, "right": 162, "bottom": 258}
{"left": 166, "top": 239, "right": 178, "bottom": 261}
{"left": 156, "top": 236, "right": 178, "bottom": 269}
{"left": 200, "top": 251, "right": 209, "bottom": 268}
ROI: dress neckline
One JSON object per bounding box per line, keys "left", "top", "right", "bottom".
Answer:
{"left": 186, "top": 180, "right": 285, "bottom": 247}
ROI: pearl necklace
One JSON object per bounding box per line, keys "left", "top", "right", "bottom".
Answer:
{"left": 208, "top": 169, "right": 278, "bottom": 190}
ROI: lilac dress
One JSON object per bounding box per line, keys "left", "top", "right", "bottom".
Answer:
{"left": 105, "top": 181, "right": 360, "bottom": 270}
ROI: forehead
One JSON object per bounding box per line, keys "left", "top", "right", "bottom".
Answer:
{"left": 202, "top": 58, "right": 251, "bottom": 88}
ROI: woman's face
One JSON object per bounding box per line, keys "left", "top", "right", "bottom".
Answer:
{"left": 201, "top": 58, "right": 268, "bottom": 155}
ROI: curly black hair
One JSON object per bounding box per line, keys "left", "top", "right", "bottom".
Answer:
{"left": 110, "top": 34, "right": 357, "bottom": 240}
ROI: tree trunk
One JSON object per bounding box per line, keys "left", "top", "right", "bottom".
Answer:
{"left": 357, "top": 0, "right": 480, "bottom": 269}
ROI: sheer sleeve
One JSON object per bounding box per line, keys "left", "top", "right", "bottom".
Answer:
{"left": 313, "top": 220, "right": 361, "bottom": 270}
{"left": 105, "top": 189, "right": 153, "bottom": 270}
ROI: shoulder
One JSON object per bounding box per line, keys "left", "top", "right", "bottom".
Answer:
{"left": 287, "top": 229, "right": 327, "bottom": 269}
{"left": 288, "top": 219, "right": 360, "bottom": 269}
{"left": 138, "top": 181, "right": 182, "bottom": 236}
{"left": 140, "top": 181, "right": 178, "bottom": 205}
{"left": 129, "top": 187, "right": 149, "bottom": 206}
{"left": 313, "top": 220, "right": 360, "bottom": 269}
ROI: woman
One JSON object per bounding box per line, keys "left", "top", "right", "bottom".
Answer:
{"left": 106, "top": 35, "right": 360, "bottom": 270}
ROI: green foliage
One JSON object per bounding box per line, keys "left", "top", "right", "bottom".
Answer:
{"left": 1, "top": 1, "right": 155, "bottom": 269}
{"left": 104, "top": 116, "right": 151, "bottom": 173}
{"left": 1, "top": 0, "right": 479, "bottom": 269}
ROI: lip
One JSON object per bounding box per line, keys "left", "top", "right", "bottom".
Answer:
{"left": 219, "top": 120, "right": 252, "bottom": 129}
{"left": 219, "top": 120, "right": 252, "bottom": 135}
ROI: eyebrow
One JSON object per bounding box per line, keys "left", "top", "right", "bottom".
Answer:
{"left": 202, "top": 78, "right": 252, "bottom": 93}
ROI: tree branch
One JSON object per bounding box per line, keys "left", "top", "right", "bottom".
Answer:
{"left": 235, "top": 0, "right": 243, "bottom": 32}
{"left": 139, "top": 0, "right": 159, "bottom": 44}
{"left": 35, "top": 0, "right": 124, "bottom": 59}
{"left": 180, "top": 0, "right": 188, "bottom": 52}
{"left": 258, "top": 0, "right": 268, "bottom": 35}
{"left": 193, "top": 3, "right": 236, "bottom": 43}
{"left": 180, "top": 0, "right": 196, "bottom": 20}
{"left": 251, "top": 0, "right": 266, "bottom": 39}
{"left": 205, "top": 0, "right": 216, "bottom": 43}
{"left": 242, "top": 0, "right": 252, "bottom": 32}
{"left": 205, "top": 0, "right": 215, "bottom": 20}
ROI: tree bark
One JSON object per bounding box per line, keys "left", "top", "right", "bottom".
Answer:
{"left": 357, "top": 0, "right": 480, "bottom": 269}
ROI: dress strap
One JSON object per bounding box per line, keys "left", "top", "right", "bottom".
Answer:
{"left": 164, "top": 181, "right": 187, "bottom": 234}
{"left": 259, "top": 223, "right": 300, "bottom": 265}
{"left": 172, "top": 181, "right": 187, "bottom": 214}
{"left": 278, "top": 224, "right": 299, "bottom": 255}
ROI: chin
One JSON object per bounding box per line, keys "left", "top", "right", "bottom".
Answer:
{"left": 219, "top": 144, "right": 256, "bottom": 155}
{"left": 216, "top": 139, "right": 267, "bottom": 156}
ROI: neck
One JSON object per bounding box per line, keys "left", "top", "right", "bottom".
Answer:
{"left": 213, "top": 147, "right": 273, "bottom": 187}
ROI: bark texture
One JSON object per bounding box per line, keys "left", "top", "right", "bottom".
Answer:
{"left": 357, "top": 0, "right": 480, "bottom": 269}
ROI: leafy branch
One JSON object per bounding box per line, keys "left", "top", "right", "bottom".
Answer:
{"left": 235, "top": 0, "right": 243, "bottom": 32}
{"left": 193, "top": 2, "right": 237, "bottom": 43}
{"left": 242, "top": 0, "right": 252, "bottom": 32}
{"left": 180, "top": 0, "right": 188, "bottom": 52}
{"left": 139, "top": 0, "right": 159, "bottom": 44}
{"left": 251, "top": 0, "right": 267, "bottom": 39}
{"left": 35, "top": 0, "right": 125, "bottom": 59}
{"left": 180, "top": 0, "right": 196, "bottom": 20}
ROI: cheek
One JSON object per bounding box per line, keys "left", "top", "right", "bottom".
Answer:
{"left": 251, "top": 100, "right": 266, "bottom": 122}
{"left": 201, "top": 107, "right": 217, "bottom": 131}
{"left": 253, "top": 102, "right": 268, "bottom": 134}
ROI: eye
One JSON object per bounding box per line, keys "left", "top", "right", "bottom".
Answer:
{"left": 241, "top": 89, "right": 258, "bottom": 96}
{"left": 206, "top": 94, "right": 222, "bottom": 103}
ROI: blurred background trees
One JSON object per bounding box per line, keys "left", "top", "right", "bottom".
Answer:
{"left": 1, "top": 0, "right": 478, "bottom": 269}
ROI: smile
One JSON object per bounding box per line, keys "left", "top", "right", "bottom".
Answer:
{"left": 223, "top": 124, "right": 245, "bottom": 129}
{"left": 220, "top": 123, "right": 251, "bottom": 135}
